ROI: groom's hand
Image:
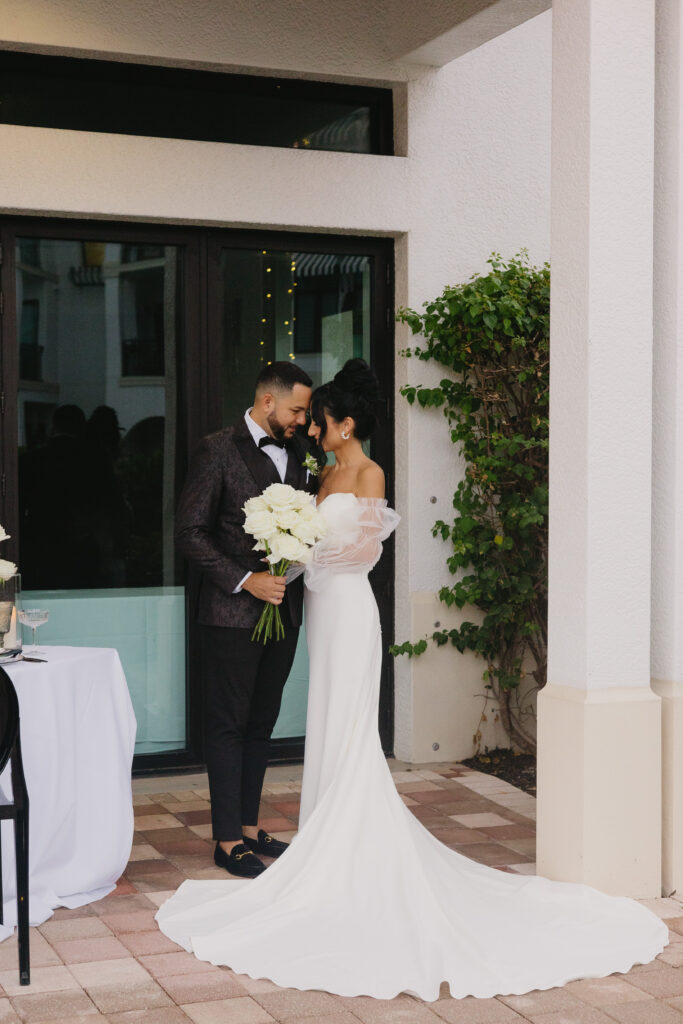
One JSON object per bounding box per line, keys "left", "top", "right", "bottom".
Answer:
{"left": 243, "top": 572, "right": 286, "bottom": 605}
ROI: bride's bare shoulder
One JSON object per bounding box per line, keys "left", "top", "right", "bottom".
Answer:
{"left": 356, "top": 460, "right": 385, "bottom": 499}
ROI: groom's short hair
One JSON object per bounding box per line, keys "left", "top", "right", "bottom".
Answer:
{"left": 255, "top": 361, "right": 312, "bottom": 395}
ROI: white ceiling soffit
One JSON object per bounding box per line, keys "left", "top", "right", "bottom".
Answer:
{"left": 396, "top": 0, "right": 552, "bottom": 66}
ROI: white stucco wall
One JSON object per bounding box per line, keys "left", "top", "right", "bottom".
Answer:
{"left": 394, "top": 13, "right": 551, "bottom": 758}
{"left": 0, "top": 0, "right": 549, "bottom": 82}
{"left": 0, "top": 8, "right": 552, "bottom": 760}
{"left": 652, "top": 0, "right": 683, "bottom": 897}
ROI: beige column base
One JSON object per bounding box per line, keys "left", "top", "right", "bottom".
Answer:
{"left": 652, "top": 679, "right": 683, "bottom": 897}
{"left": 537, "top": 683, "right": 661, "bottom": 898}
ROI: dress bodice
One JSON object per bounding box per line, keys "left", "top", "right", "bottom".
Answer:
{"left": 304, "top": 493, "right": 400, "bottom": 592}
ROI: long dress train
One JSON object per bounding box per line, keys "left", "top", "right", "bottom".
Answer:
{"left": 156, "top": 493, "right": 667, "bottom": 1001}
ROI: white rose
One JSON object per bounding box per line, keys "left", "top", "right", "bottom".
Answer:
{"left": 0, "top": 524, "right": 10, "bottom": 544}
{"left": 267, "top": 532, "right": 306, "bottom": 564}
{"left": 295, "top": 544, "right": 313, "bottom": 564}
{"left": 243, "top": 496, "right": 268, "bottom": 516}
{"left": 265, "top": 534, "right": 283, "bottom": 564}
{"left": 244, "top": 509, "right": 277, "bottom": 540}
{"left": 292, "top": 490, "right": 314, "bottom": 510}
{"left": 291, "top": 521, "right": 319, "bottom": 546}
{"left": 262, "top": 483, "right": 299, "bottom": 511}
{"left": 300, "top": 508, "right": 327, "bottom": 538}
{"left": 0, "top": 558, "right": 17, "bottom": 582}
{"left": 298, "top": 503, "right": 317, "bottom": 522}
{"left": 274, "top": 508, "right": 300, "bottom": 531}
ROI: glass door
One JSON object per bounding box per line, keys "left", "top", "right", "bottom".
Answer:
{"left": 209, "top": 233, "right": 394, "bottom": 753}
{"left": 0, "top": 222, "right": 394, "bottom": 767}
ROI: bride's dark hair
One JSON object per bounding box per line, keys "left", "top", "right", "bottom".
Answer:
{"left": 310, "top": 358, "right": 381, "bottom": 443}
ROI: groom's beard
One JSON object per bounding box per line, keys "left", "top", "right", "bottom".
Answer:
{"left": 266, "top": 411, "right": 288, "bottom": 441}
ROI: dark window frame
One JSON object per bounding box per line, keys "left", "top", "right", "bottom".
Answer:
{"left": 0, "top": 51, "right": 394, "bottom": 156}
{"left": 0, "top": 216, "right": 395, "bottom": 776}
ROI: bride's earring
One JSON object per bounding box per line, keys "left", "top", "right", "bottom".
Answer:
{"left": 341, "top": 429, "right": 350, "bottom": 440}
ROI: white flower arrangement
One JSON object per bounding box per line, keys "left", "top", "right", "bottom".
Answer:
{"left": 242, "top": 483, "right": 326, "bottom": 643}
{"left": 0, "top": 523, "right": 17, "bottom": 583}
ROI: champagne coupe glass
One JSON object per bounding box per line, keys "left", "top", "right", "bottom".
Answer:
{"left": 18, "top": 608, "right": 49, "bottom": 655}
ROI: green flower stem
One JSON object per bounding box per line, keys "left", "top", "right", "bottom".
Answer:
{"left": 251, "top": 556, "right": 291, "bottom": 644}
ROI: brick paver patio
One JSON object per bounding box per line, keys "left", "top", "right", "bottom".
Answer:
{"left": 1, "top": 760, "right": 682, "bottom": 1023}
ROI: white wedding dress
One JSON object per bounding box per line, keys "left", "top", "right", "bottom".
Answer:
{"left": 156, "top": 493, "right": 667, "bottom": 1001}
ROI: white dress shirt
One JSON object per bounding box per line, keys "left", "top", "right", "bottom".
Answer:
{"left": 243, "top": 407, "right": 289, "bottom": 482}
{"left": 233, "top": 409, "right": 288, "bottom": 594}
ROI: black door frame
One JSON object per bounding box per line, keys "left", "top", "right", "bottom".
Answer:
{"left": 0, "top": 216, "right": 395, "bottom": 774}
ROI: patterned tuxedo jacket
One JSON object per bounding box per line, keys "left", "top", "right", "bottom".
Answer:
{"left": 175, "top": 418, "right": 318, "bottom": 629}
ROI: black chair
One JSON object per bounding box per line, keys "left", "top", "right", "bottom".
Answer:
{"left": 0, "top": 666, "right": 30, "bottom": 985}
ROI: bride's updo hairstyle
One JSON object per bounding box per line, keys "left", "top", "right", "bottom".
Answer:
{"left": 310, "top": 358, "right": 381, "bottom": 443}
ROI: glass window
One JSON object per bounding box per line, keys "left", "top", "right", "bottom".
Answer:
{"left": 0, "top": 53, "right": 393, "bottom": 155}
{"left": 15, "top": 237, "right": 186, "bottom": 756}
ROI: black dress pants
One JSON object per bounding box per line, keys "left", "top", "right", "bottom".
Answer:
{"left": 201, "top": 612, "right": 300, "bottom": 841}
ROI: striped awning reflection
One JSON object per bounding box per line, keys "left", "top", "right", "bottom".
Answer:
{"left": 290, "top": 252, "right": 370, "bottom": 278}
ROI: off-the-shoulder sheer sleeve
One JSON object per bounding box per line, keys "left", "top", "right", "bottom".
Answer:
{"left": 303, "top": 494, "right": 400, "bottom": 592}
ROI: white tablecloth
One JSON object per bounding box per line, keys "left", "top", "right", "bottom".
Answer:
{"left": 0, "top": 646, "right": 137, "bottom": 940}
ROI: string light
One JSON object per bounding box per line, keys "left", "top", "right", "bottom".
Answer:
{"left": 266, "top": 267, "right": 272, "bottom": 273}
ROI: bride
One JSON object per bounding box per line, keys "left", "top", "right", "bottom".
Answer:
{"left": 157, "top": 359, "right": 667, "bottom": 1001}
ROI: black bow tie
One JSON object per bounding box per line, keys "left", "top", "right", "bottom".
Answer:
{"left": 258, "top": 435, "right": 287, "bottom": 450}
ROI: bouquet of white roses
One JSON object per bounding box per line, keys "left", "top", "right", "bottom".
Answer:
{"left": 0, "top": 524, "right": 17, "bottom": 583}
{"left": 242, "top": 483, "right": 327, "bottom": 643}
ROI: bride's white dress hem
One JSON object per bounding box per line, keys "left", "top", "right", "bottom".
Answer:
{"left": 156, "top": 494, "right": 668, "bottom": 1001}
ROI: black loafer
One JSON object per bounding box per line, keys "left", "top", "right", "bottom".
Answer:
{"left": 214, "top": 841, "right": 265, "bottom": 878}
{"left": 243, "top": 829, "right": 289, "bottom": 858}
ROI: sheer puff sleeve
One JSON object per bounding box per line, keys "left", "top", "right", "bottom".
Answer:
{"left": 303, "top": 494, "right": 400, "bottom": 592}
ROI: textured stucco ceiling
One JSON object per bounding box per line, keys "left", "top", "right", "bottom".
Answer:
{"left": 0, "top": 0, "right": 551, "bottom": 80}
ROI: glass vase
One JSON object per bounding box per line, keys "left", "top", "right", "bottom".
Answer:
{"left": 0, "top": 573, "right": 22, "bottom": 652}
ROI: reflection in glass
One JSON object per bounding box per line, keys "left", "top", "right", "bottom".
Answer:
{"left": 219, "top": 246, "right": 372, "bottom": 738}
{"left": 15, "top": 237, "right": 185, "bottom": 754}
{"left": 221, "top": 248, "right": 371, "bottom": 423}
{"left": 0, "top": 53, "right": 387, "bottom": 155}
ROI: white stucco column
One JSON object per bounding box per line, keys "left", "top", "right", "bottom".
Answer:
{"left": 537, "top": 0, "right": 661, "bottom": 897}
{"left": 652, "top": 0, "right": 683, "bottom": 898}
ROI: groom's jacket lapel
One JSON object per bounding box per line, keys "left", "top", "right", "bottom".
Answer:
{"left": 232, "top": 418, "right": 280, "bottom": 494}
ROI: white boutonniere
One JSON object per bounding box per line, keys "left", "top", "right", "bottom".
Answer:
{"left": 302, "top": 452, "right": 320, "bottom": 477}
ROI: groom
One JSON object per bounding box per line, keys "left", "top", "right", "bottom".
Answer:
{"left": 175, "top": 362, "right": 317, "bottom": 878}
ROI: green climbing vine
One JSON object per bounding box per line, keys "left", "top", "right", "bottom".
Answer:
{"left": 391, "top": 252, "right": 549, "bottom": 752}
